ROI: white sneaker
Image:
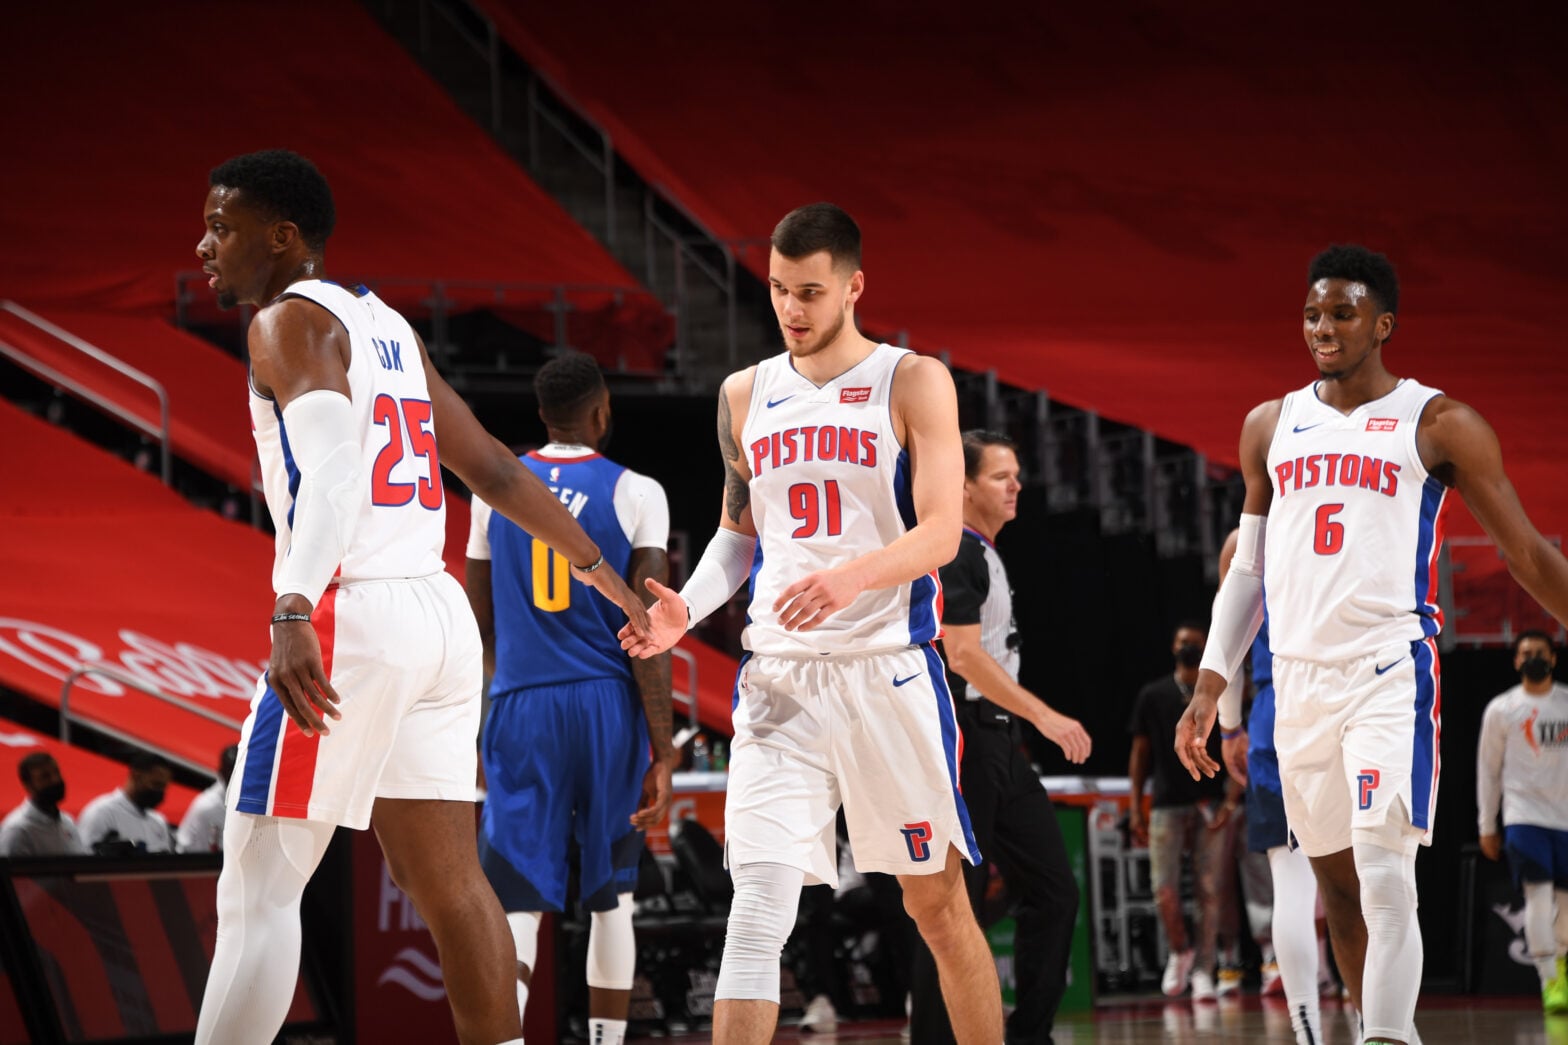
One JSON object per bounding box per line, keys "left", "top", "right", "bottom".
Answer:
{"left": 800, "top": 994, "right": 838, "bottom": 1033}
{"left": 1216, "top": 966, "right": 1243, "bottom": 997}
{"left": 1162, "top": 949, "right": 1197, "bottom": 997}
{"left": 1261, "top": 960, "right": 1284, "bottom": 996}
{"left": 1190, "top": 969, "right": 1218, "bottom": 1002}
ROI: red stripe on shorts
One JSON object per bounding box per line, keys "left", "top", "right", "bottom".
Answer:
{"left": 272, "top": 586, "right": 336, "bottom": 816}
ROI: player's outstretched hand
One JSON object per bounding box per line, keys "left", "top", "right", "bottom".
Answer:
{"left": 1174, "top": 693, "right": 1221, "bottom": 780}
{"left": 1038, "top": 708, "right": 1093, "bottom": 764}
{"left": 619, "top": 578, "right": 687, "bottom": 658}
{"left": 268, "top": 617, "right": 342, "bottom": 738}
{"left": 1222, "top": 729, "right": 1249, "bottom": 784}
{"left": 773, "top": 567, "right": 861, "bottom": 632}
{"left": 630, "top": 753, "right": 677, "bottom": 830}
{"left": 577, "top": 561, "right": 652, "bottom": 638}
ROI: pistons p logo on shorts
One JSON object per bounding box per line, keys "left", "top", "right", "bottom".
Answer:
{"left": 900, "top": 821, "right": 934, "bottom": 862}
{"left": 1357, "top": 769, "right": 1381, "bottom": 811}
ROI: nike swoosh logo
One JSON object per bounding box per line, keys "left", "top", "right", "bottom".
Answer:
{"left": 1292, "top": 423, "right": 1325, "bottom": 433}
{"left": 766, "top": 395, "right": 796, "bottom": 408}
{"left": 1374, "top": 657, "right": 1406, "bottom": 676}
{"left": 892, "top": 673, "right": 921, "bottom": 688}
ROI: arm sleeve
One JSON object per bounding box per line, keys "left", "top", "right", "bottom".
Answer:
{"left": 614, "top": 471, "right": 671, "bottom": 549}
{"left": 466, "top": 495, "right": 494, "bottom": 560}
{"left": 273, "top": 390, "right": 365, "bottom": 608}
{"left": 1199, "top": 513, "right": 1266, "bottom": 684}
{"left": 680, "top": 527, "right": 758, "bottom": 628}
{"left": 1476, "top": 698, "right": 1506, "bottom": 834}
{"left": 937, "top": 538, "right": 989, "bottom": 626}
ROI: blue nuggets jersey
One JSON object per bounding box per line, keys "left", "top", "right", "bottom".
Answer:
{"left": 486, "top": 450, "right": 635, "bottom": 693}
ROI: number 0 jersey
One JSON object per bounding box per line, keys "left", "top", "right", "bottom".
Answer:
{"left": 249, "top": 280, "right": 446, "bottom": 594}
{"left": 1263, "top": 378, "right": 1449, "bottom": 663}
{"left": 468, "top": 445, "right": 670, "bottom": 693}
{"left": 740, "top": 343, "right": 942, "bottom": 657}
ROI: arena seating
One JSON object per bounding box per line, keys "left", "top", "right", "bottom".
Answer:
{"left": 0, "top": 0, "right": 669, "bottom": 366}
{"left": 479, "top": 0, "right": 1568, "bottom": 535}
{"left": 0, "top": 720, "right": 201, "bottom": 824}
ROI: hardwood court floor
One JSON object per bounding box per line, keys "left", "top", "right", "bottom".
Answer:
{"left": 653, "top": 994, "right": 1568, "bottom": 1043}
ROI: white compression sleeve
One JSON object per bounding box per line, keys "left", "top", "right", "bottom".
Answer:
{"left": 680, "top": 527, "right": 757, "bottom": 629}
{"left": 1200, "top": 513, "right": 1266, "bottom": 687}
{"left": 586, "top": 894, "right": 637, "bottom": 990}
{"left": 715, "top": 862, "right": 805, "bottom": 1002}
{"left": 274, "top": 390, "right": 364, "bottom": 609}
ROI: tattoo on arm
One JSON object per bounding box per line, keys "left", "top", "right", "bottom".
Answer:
{"left": 628, "top": 548, "right": 674, "bottom": 756}
{"left": 718, "top": 387, "right": 750, "bottom": 525}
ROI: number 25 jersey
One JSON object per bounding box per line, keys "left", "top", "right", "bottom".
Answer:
{"left": 740, "top": 343, "right": 942, "bottom": 657}
{"left": 1264, "top": 378, "right": 1449, "bottom": 663}
{"left": 250, "top": 280, "right": 447, "bottom": 593}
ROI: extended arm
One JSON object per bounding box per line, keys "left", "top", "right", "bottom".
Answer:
{"left": 774, "top": 356, "right": 964, "bottom": 631}
{"left": 942, "top": 624, "right": 1092, "bottom": 764}
{"left": 1427, "top": 398, "right": 1568, "bottom": 628}
{"left": 626, "top": 543, "right": 678, "bottom": 828}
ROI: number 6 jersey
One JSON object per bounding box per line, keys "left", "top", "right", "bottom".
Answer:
{"left": 250, "top": 279, "right": 447, "bottom": 594}
{"left": 741, "top": 343, "right": 943, "bottom": 657}
{"left": 1264, "top": 377, "right": 1449, "bottom": 663}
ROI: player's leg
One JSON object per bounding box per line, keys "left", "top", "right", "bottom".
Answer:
{"left": 374, "top": 797, "right": 520, "bottom": 1045}
{"left": 194, "top": 812, "right": 336, "bottom": 1043}
{"left": 908, "top": 714, "right": 1000, "bottom": 1045}
{"left": 1191, "top": 801, "right": 1233, "bottom": 996}
{"left": 505, "top": 910, "right": 542, "bottom": 1018}
{"left": 713, "top": 656, "right": 837, "bottom": 1043}
{"left": 899, "top": 845, "right": 1005, "bottom": 1045}
{"left": 586, "top": 895, "right": 637, "bottom": 1045}
{"left": 1268, "top": 845, "right": 1324, "bottom": 1045}
{"left": 1308, "top": 849, "right": 1366, "bottom": 1009}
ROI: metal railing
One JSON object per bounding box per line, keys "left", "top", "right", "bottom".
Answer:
{"left": 59, "top": 663, "right": 242, "bottom": 779}
{"left": 0, "top": 301, "right": 172, "bottom": 485}
{"left": 669, "top": 645, "right": 702, "bottom": 748}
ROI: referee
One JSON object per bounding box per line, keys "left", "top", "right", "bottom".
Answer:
{"left": 909, "top": 430, "right": 1091, "bottom": 1045}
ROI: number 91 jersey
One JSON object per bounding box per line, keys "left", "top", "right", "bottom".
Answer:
{"left": 741, "top": 343, "right": 942, "bottom": 657}
{"left": 249, "top": 280, "right": 447, "bottom": 593}
{"left": 1263, "top": 378, "right": 1449, "bottom": 663}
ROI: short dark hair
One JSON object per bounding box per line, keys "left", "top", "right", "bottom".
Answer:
{"left": 1514, "top": 629, "right": 1557, "bottom": 656}
{"left": 771, "top": 203, "right": 862, "bottom": 272}
{"left": 128, "top": 752, "right": 168, "bottom": 774}
{"left": 1174, "top": 619, "right": 1208, "bottom": 639}
{"left": 534, "top": 352, "right": 606, "bottom": 425}
{"left": 209, "top": 149, "right": 336, "bottom": 252}
{"left": 218, "top": 745, "right": 239, "bottom": 777}
{"left": 17, "top": 752, "right": 54, "bottom": 786}
{"left": 1308, "top": 244, "right": 1399, "bottom": 316}
{"left": 961, "top": 430, "right": 1018, "bottom": 479}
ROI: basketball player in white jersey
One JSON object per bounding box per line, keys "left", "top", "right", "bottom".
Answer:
{"left": 620, "top": 203, "right": 1003, "bottom": 1043}
{"left": 190, "top": 149, "right": 650, "bottom": 1045}
{"left": 1175, "top": 244, "right": 1568, "bottom": 1045}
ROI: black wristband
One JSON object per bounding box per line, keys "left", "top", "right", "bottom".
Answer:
{"left": 271, "top": 613, "right": 312, "bottom": 624}
{"left": 573, "top": 553, "right": 605, "bottom": 573}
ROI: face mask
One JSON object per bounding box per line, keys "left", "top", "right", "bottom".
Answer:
{"left": 1175, "top": 643, "right": 1203, "bottom": 668}
{"left": 133, "top": 787, "right": 167, "bottom": 811}
{"left": 1522, "top": 656, "right": 1553, "bottom": 683}
{"left": 34, "top": 782, "right": 65, "bottom": 807}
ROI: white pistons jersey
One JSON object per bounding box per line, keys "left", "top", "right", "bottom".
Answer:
{"left": 1264, "top": 378, "right": 1448, "bottom": 663}
{"left": 249, "top": 280, "right": 447, "bottom": 593}
{"left": 740, "top": 343, "right": 941, "bottom": 656}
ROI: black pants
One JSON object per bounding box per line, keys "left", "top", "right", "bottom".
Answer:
{"left": 908, "top": 703, "right": 1080, "bottom": 1045}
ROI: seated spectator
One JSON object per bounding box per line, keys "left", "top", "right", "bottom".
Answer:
{"left": 79, "top": 752, "right": 174, "bottom": 854}
{"left": 177, "top": 745, "right": 238, "bottom": 853}
{"left": 0, "top": 752, "right": 88, "bottom": 857}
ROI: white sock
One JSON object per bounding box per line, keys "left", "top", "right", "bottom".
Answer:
{"left": 588, "top": 1017, "right": 628, "bottom": 1044}
{"left": 194, "top": 815, "right": 337, "bottom": 1045}
{"left": 1524, "top": 881, "right": 1559, "bottom": 985}
{"left": 507, "top": 911, "right": 543, "bottom": 1019}
{"left": 1353, "top": 840, "right": 1422, "bottom": 1043}
{"left": 1268, "top": 845, "right": 1323, "bottom": 1045}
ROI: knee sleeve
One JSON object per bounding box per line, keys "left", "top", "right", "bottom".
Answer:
{"left": 1556, "top": 889, "right": 1568, "bottom": 952}
{"left": 715, "top": 862, "right": 804, "bottom": 1003}
{"left": 1353, "top": 840, "right": 1422, "bottom": 1042}
{"left": 587, "top": 893, "right": 637, "bottom": 990}
{"left": 1523, "top": 881, "right": 1557, "bottom": 959}
{"left": 507, "top": 910, "right": 542, "bottom": 973}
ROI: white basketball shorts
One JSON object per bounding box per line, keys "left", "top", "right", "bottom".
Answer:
{"left": 231, "top": 571, "right": 482, "bottom": 829}
{"left": 1272, "top": 637, "right": 1440, "bottom": 857}
{"left": 724, "top": 644, "right": 981, "bottom": 885}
